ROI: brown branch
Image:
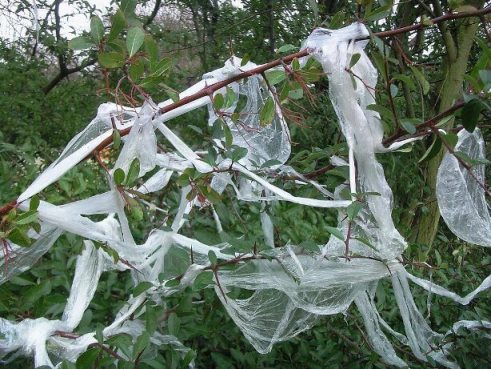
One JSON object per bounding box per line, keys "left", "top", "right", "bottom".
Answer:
{"left": 373, "top": 6, "right": 491, "bottom": 39}
{"left": 382, "top": 101, "right": 465, "bottom": 146}
{"left": 144, "top": 0, "right": 162, "bottom": 28}
{"left": 43, "top": 58, "right": 97, "bottom": 95}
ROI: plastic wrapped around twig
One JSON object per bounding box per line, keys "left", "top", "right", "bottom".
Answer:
{"left": 436, "top": 128, "right": 491, "bottom": 246}
{"left": 205, "top": 57, "right": 291, "bottom": 167}
{"left": 114, "top": 100, "right": 158, "bottom": 177}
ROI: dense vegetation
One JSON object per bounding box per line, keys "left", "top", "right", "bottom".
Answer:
{"left": 0, "top": 0, "right": 490, "bottom": 368}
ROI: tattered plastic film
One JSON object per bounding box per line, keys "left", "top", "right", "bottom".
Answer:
{"left": 436, "top": 128, "right": 491, "bottom": 246}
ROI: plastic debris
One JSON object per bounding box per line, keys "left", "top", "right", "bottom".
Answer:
{"left": 0, "top": 23, "right": 489, "bottom": 369}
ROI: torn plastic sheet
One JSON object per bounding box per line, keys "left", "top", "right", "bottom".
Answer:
{"left": 137, "top": 168, "right": 173, "bottom": 194}
{"left": 205, "top": 57, "right": 291, "bottom": 168}
{"left": 0, "top": 226, "right": 63, "bottom": 285}
{"left": 406, "top": 270, "right": 491, "bottom": 306}
{"left": 437, "top": 128, "right": 491, "bottom": 247}
{"left": 17, "top": 103, "right": 135, "bottom": 203}
{"left": 215, "top": 254, "right": 392, "bottom": 354}
{"left": 355, "top": 289, "right": 407, "bottom": 367}
{"left": 114, "top": 100, "right": 158, "bottom": 177}
{"left": 304, "top": 23, "right": 406, "bottom": 259}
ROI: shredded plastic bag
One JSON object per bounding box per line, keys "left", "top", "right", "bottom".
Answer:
{"left": 437, "top": 128, "right": 491, "bottom": 246}
{"left": 1, "top": 22, "right": 490, "bottom": 369}
{"left": 205, "top": 57, "right": 291, "bottom": 167}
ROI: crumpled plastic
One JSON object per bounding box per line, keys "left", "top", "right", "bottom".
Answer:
{"left": 205, "top": 57, "right": 291, "bottom": 168}
{"left": 436, "top": 128, "right": 491, "bottom": 246}
{"left": 114, "top": 100, "right": 158, "bottom": 177}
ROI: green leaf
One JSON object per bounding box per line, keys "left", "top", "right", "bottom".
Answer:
{"left": 261, "top": 159, "right": 282, "bottom": 168}
{"left": 129, "top": 202, "right": 143, "bottom": 221}
{"left": 440, "top": 131, "right": 458, "bottom": 150}
{"left": 462, "top": 99, "right": 482, "bottom": 133}
{"left": 68, "top": 36, "right": 94, "bottom": 50}
{"left": 347, "top": 201, "right": 363, "bottom": 220}
{"left": 98, "top": 52, "right": 125, "bottom": 68}
{"left": 364, "top": 2, "right": 393, "bottom": 22}
{"left": 354, "top": 237, "right": 378, "bottom": 251}
{"left": 23, "top": 280, "right": 51, "bottom": 305}
{"left": 29, "top": 195, "right": 40, "bottom": 211}
{"left": 479, "top": 69, "right": 491, "bottom": 87}
{"left": 15, "top": 210, "right": 38, "bottom": 225}
{"left": 60, "top": 361, "right": 77, "bottom": 369}
{"left": 145, "top": 302, "right": 157, "bottom": 335}
{"left": 325, "top": 226, "right": 344, "bottom": 241}
{"left": 240, "top": 53, "right": 250, "bottom": 66}
{"left": 300, "top": 240, "right": 320, "bottom": 252}
{"left": 289, "top": 88, "right": 303, "bottom": 100}
{"left": 224, "top": 86, "right": 237, "bottom": 108}
{"left": 259, "top": 96, "right": 275, "bottom": 126}
{"left": 106, "top": 334, "right": 132, "bottom": 360}
{"left": 349, "top": 53, "right": 361, "bottom": 68}
{"left": 400, "top": 118, "right": 421, "bottom": 134}
{"left": 167, "top": 312, "right": 180, "bottom": 336}
{"left": 76, "top": 347, "right": 100, "bottom": 369}
{"left": 208, "top": 250, "right": 217, "bottom": 265}
{"left": 120, "top": 0, "right": 137, "bottom": 16}
{"left": 409, "top": 66, "right": 430, "bottom": 95}
{"left": 144, "top": 35, "right": 159, "bottom": 62}
{"left": 392, "top": 73, "right": 416, "bottom": 90}
{"left": 108, "top": 9, "right": 126, "bottom": 41}
{"left": 113, "top": 129, "right": 121, "bottom": 150}
{"left": 229, "top": 147, "right": 248, "bottom": 162}
{"left": 126, "top": 27, "right": 145, "bottom": 57}
{"left": 114, "top": 168, "right": 125, "bottom": 185}
{"left": 90, "top": 16, "right": 105, "bottom": 43}
{"left": 419, "top": 136, "right": 442, "bottom": 163}
{"left": 133, "top": 332, "right": 150, "bottom": 360}
{"left": 211, "top": 119, "right": 223, "bottom": 139}
{"left": 125, "top": 158, "right": 140, "bottom": 185}
{"left": 8, "top": 227, "right": 32, "bottom": 247}
{"left": 435, "top": 115, "right": 454, "bottom": 128}
{"left": 367, "top": 104, "right": 393, "bottom": 119}
{"left": 213, "top": 93, "right": 224, "bottom": 110}
{"left": 390, "top": 83, "right": 398, "bottom": 97}
{"left": 222, "top": 121, "right": 233, "bottom": 147}
{"left": 265, "top": 70, "right": 286, "bottom": 85}
{"left": 292, "top": 58, "right": 300, "bottom": 71}
{"left": 234, "top": 94, "right": 248, "bottom": 113}
{"left": 180, "top": 350, "right": 196, "bottom": 369}
{"left": 133, "top": 281, "right": 153, "bottom": 297}
{"left": 129, "top": 57, "right": 144, "bottom": 80}
{"left": 277, "top": 44, "right": 297, "bottom": 53}
{"left": 193, "top": 271, "right": 214, "bottom": 290}
{"left": 150, "top": 57, "right": 172, "bottom": 77}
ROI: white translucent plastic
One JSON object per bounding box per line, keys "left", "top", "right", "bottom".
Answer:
{"left": 437, "top": 128, "right": 491, "bottom": 246}
{"left": 205, "top": 57, "right": 291, "bottom": 168}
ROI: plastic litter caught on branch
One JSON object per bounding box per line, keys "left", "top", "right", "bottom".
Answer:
{"left": 0, "top": 22, "right": 490, "bottom": 369}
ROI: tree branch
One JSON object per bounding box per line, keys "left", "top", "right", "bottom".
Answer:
{"left": 373, "top": 6, "right": 491, "bottom": 39}
{"left": 42, "top": 58, "right": 97, "bottom": 95}
{"left": 144, "top": 0, "right": 162, "bottom": 28}
{"left": 382, "top": 101, "right": 465, "bottom": 146}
